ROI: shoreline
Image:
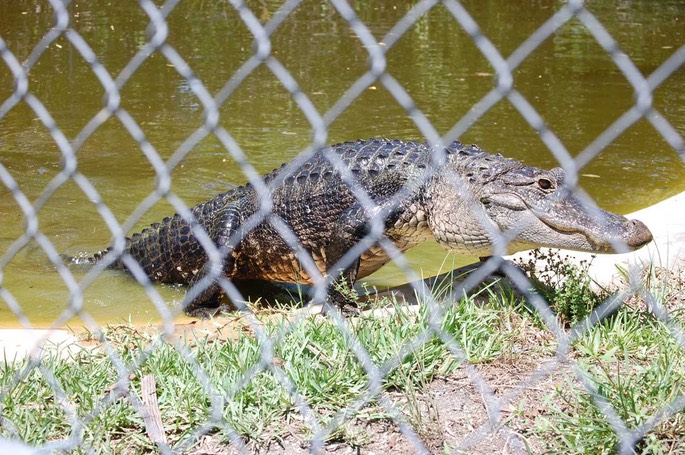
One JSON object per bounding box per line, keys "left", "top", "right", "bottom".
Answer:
{"left": 2, "top": 191, "right": 684, "bottom": 361}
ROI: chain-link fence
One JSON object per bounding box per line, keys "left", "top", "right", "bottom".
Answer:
{"left": 1, "top": 0, "right": 685, "bottom": 453}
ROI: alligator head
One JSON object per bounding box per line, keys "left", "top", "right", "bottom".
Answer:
{"left": 427, "top": 152, "right": 653, "bottom": 256}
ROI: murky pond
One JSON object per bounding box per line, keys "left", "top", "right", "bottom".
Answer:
{"left": 1, "top": 0, "right": 684, "bottom": 327}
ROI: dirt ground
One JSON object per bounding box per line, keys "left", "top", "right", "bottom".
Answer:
{"left": 185, "top": 355, "right": 566, "bottom": 455}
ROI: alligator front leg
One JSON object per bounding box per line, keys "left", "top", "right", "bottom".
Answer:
{"left": 183, "top": 205, "right": 242, "bottom": 317}
{"left": 321, "top": 201, "right": 392, "bottom": 314}
{"left": 323, "top": 256, "right": 362, "bottom": 315}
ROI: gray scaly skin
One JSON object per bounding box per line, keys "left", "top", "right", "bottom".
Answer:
{"left": 72, "top": 138, "right": 653, "bottom": 315}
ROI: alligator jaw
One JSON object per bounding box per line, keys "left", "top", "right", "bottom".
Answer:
{"left": 587, "top": 218, "right": 653, "bottom": 253}
{"left": 535, "top": 203, "right": 654, "bottom": 254}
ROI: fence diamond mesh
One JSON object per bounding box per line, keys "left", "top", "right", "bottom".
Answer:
{"left": 1, "top": 0, "right": 684, "bottom": 453}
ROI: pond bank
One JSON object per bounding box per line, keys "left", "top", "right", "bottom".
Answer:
{"left": 2, "top": 191, "right": 684, "bottom": 361}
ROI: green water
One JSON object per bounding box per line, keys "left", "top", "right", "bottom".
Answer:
{"left": 1, "top": 0, "right": 684, "bottom": 327}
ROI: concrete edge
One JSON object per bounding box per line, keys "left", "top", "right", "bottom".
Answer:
{"left": 0, "top": 329, "right": 81, "bottom": 364}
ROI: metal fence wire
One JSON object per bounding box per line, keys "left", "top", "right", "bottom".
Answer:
{"left": 1, "top": 0, "right": 685, "bottom": 453}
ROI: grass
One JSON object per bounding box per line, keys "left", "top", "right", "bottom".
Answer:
{"left": 0, "top": 287, "right": 515, "bottom": 453}
{"left": 1, "top": 251, "right": 684, "bottom": 453}
{"left": 508, "top": 256, "right": 685, "bottom": 454}
{"left": 525, "top": 307, "right": 685, "bottom": 454}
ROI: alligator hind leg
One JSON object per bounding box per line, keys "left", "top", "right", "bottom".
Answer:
{"left": 183, "top": 205, "right": 241, "bottom": 317}
{"left": 183, "top": 263, "right": 233, "bottom": 317}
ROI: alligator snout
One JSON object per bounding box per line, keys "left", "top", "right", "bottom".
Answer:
{"left": 624, "top": 219, "right": 653, "bottom": 249}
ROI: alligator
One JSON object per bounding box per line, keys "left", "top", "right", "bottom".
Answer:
{"left": 70, "top": 138, "right": 653, "bottom": 316}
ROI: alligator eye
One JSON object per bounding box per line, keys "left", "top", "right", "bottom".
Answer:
{"left": 537, "top": 178, "right": 554, "bottom": 190}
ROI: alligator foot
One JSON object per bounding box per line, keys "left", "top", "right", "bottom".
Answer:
{"left": 184, "top": 303, "right": 235, "bottom": 319}
{"left": 314, "top": 292, "right": 362, "bottom": 317}
{"left": 340, "top": 301, "right": 362, "bottom": 317}
{"left": 319, "top": 302, "right": 361, "bottom": 317}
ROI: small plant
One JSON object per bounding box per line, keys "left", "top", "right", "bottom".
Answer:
{"left": 528, "top": 307, "right": 685, "bottom": 454}
{"left": 515, "top": 249, "right": 608, "bottom": 326}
